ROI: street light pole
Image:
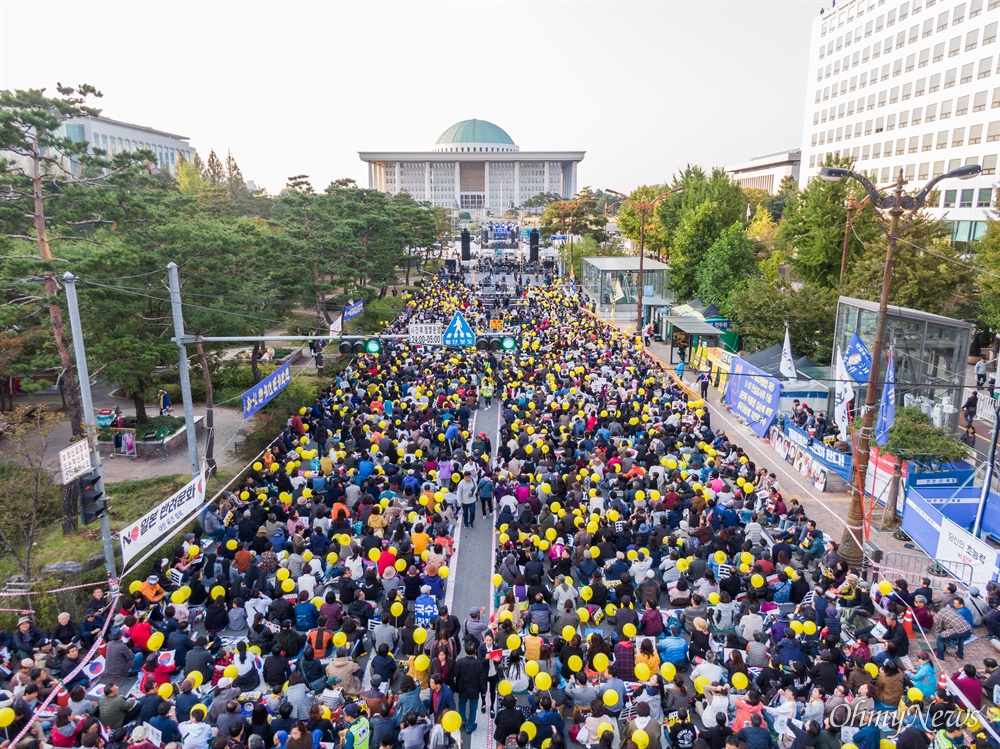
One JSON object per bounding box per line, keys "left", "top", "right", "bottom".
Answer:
{"left": 605, "top": 187, "right": 683, "bottom": 338}
{"left": 840, "top": 187, "right": 859, "bottom": 287}
{"left": 819, "top": 163, "right": 981, "bottom": 566}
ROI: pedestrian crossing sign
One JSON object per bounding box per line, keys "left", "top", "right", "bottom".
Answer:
{"left": 442, "top": 311, "right": 476, "bottom": 348}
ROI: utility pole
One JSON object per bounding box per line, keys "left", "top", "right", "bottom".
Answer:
{"left": 62, "top": 273, "right": 118, "bottom": 581}
{"left": 820, "top": 163, "right": 981, "bottom": 566}
{"left": 167, "top": 262, "right": 201, "bottom": 480}
{"left": 840, "top": 187, "right": 859, "bottom": 287}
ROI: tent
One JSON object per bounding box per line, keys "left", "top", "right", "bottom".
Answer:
{"left": 742, "top": 344, "right": 818, "bottom": 379}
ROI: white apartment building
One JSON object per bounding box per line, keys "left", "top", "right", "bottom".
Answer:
{"left": 359, "top": 119, "right": 584, "bottom": 218}
{"left": 799, "top": 0, "right": 1000, "bottom": 246}
{"left": 68, "top": 115, "right": 194, "bottom": 176}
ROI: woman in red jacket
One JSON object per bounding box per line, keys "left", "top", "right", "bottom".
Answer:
{"left": 139, "top": 652, "right": 176, "bottom": 688}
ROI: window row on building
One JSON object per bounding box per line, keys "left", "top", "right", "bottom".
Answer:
{"left": 820, "top": 0, "right": 999, "bottom": 41}
{"left": 813, "top": 116, "right": 1000, "bottom": 148}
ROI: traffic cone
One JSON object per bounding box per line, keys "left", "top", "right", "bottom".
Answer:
{"left": 903, "top": 608, "right": 915, "bottom": 639}
{"left": 937, "top": 671, "right": 949, "bottom": 692}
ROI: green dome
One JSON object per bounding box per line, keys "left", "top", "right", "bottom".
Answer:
{"left": 435, "top": 119, "right": 515, "bottom": 147}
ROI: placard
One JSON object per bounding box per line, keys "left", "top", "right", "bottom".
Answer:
{"left": 60, "top": 440, "right": 93, "bottom": 485}
{"left": 726, "top": 357, "right": 781, "bottom": 437}
{"left": 408, "top": 323, "right": 443, "bottom": 346}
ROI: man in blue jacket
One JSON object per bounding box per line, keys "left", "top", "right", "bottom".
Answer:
{"left": 425, "top": 674, "right": 456, "bottom": 718}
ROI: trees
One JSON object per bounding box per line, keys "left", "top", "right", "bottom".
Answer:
{"left": 972, "top": 206, "right": 1000, "bottom": 333}
{"left": 203, "top": 149, "right": 225, "bottom": 185}
{"left": 780, "top": 154, "right": 880, "bottom": 288}
{"left": 877, "top": 405, "right": 969, "bottom": 529}
{"left": 845, "top": 212, "right": 974, "bottom": 315}
{"left": 0, "top": 407, "right": 64, "bottom": 581}
{"left": 725, "top": 280, "right": 839, "bottom": 364}
{"left": 667, "top": 201, "right": 735, "bottom": 301}
{"left": 616, "top": 185, "right": 669, "bottom": 261}
{"left": 540, "top": 187, "right": 607, "bottom": 246}
{"left": 746, "top": 204, "right": 781, "bottom": 258}
{"left": 656, "top": 166, "right": 746, "bottom": 259}
{"left": 696, "top": 224, "right": 760, "bottom": 309}
{"left": 765, "top": 176, "right": 799, "bottom": 222}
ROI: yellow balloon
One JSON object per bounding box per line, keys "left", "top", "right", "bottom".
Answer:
{"left": 281, "top": 579, "right": 295, "bottom": 593}
{"left": 660, "top": 662, "right": 676, "bottom": 680}
{"left": 439, "top": 566, "right": 450, "bottom": 579}
{"left": 562, "top": 625, "right": 576, "bottom": 641}
{"left": 623, "top": 623, "right": 637, "bottom": 638}
{"left": 732, "top": 672, "right": 749, "bottom": 690}
{"left": 333, "top": 631, "right": 348, "bottom": 648}
{"left": 414, "top": 654, "right": 430, "bottom": 671}
{"left": 633, "top": 729, "right": 650, "bottom": 749}
{"left": 593, "top": 652, "right": 610, "bottom": 672}
{"left": 520, "top": 722, "right": 537, "bottom": 741}
{"left": 507, "top": 634, "right": 522, "bottom": 650}
{"left": 391, "top": 602, "right": 404, "bottom": 618}
{"left": 276, "top": 568, "right": 290, "bottom": 581}
{"left": 492, "top": 573, "right": 503, "bottom": 587}
{"left": 803, "top": 620, "right": 817, "bottom": 635}
{"left": 878, "top": 580, "right": 893, "bottom": 595}
{"left": 634, "top": 663, "right": 650, "bottom": 681}
{"left": 223, "top": 664, "right": 239, "bottom": 679}
{"left": 577, "top": 607, "right": 590, "bottom": 623}
{"left": 525, "top": 660, "right": 540, "bottom": 677}
{"left": 413, "top": 627, "right": 428, "bottom": 644}
{"left": 441, "top": 711, "right": 462, "bottom": 733}
{"left": 186, "top": 670, "right": 204, "bottom": 688}
{"left": 567, "top": 655, "right": 583, "bottom": 672}
{"left": 708, "top": 592, "right": 720, "bottom": 605}
{"left": 158, "top": 683, "right": 174, "bottom": 699}
{"left": 497, "top": 680, "right": 513, "bottom": 696}
{"left": 580, "top": 586, "right": 593, "bottom": 601}
{"left": 714, "top": 550, "right": 727, "bottom": 564}
{"left": 535, "top": 672, "right": 552, "bottom": 690}
{"left": 147, "top": 632, "right": 165, "bottom": 651}
{"left": 369, "top": 548, "right": 381, "bottom": 562}
{"left": 602, "top": 690, "right": 619, "bottom": 707}
{"left": 751, "top": 574, "right": 765, "bottom": 588}
{"left": 694, "top": 675, "right": 710, "bottom": 694}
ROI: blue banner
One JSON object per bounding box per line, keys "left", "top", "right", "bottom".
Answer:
{"left": 780, "top": 420, "right": 853, "bottom": 481}
{"left": 844, "top": 332, "right": 872, "bottom": 384}
{"left": 901, "top": 490, "right": 943, "bottom": 558}
{"left": 242, "top": 362, "right": 292, "bottom": 419}
{"left": 725, "top": 357, "right": 782, "bottom": 437}
{"left": 343, "top": 300, "right": 364, "bottom": 321}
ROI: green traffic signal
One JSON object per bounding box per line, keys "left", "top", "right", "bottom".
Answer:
{"left": 500, "top": 336, "right": 516, "bottom": 351}
{"left": 365, "top": 339, "right": 382, "bottom": 355}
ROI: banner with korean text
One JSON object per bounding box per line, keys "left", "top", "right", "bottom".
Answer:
{"left": 120, "top": 473, "right": 205, "bottom": 566}
{"left": 241, "top": 362, "right": 291, "bottom": 419}
{"left": 726, "top": 357, "right": 782, "bottom": 437}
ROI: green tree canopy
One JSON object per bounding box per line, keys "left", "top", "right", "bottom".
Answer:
{"left": 696, "top": 224, "right": 761, "bottom": 309}
{"left": 615, "top": 185, "right": 669, "bottom": 261}
{"left": 667, "top": 201, "right": 734, "bottom": 301}
{"left": 881, "top": 405, "right": 969, "bottom": 466}
{"left": 725, "top": 280, "right": 839, "bottom": 364}
{"left": 780, "top": 154, "right": 880, "bottom": 288}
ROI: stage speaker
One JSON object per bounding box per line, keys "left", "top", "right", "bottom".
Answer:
{"left": 461, "top": 229, "right": 471, "bottom": 261}
{"left": 529, "top": 229, "right": 539, "bottom": 263}
{"left": 445, "top": 259, "right": 457, "bottom": 272}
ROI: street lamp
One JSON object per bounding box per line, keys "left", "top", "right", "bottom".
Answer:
{"left": 818, "top": 163, "right": 981, "bottom": 567}
{"left": 547, "top": 197, "right": 586, "bottom": 281}
{"left": 605, "top": 187, "right": 683, "bottom": 338}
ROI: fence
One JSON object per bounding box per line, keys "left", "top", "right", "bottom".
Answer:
{"left": 882, "top": 549, "right": 975, "bottom": 589}
{"left": 963, "top": 387, "right": 997, "bottom": 424}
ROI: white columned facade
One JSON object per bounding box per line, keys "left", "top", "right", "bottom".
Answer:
{"left": 513, "top": 161, "right": 520, "bottom": 207}
{"left": 424, "top": 162, "right": 430, "bottom": 200}
{"left": 484, "top": 161, "right": 490, "bottom": 209}
{"left": 394, "top": 162, "right": 401, "bottom": 195}
{"left": 454, "top": 162, "right": 460, "bottom": 208}
{"left": 570, "top": 162, "right": 578, "bottom": 197}
{"left": 368, "top": 163, "right": 374, "bottom": 189}
{"left": 544, "top": 161, "right": 550, "bottom": 193}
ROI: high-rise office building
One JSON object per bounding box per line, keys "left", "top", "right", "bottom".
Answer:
{"left": 799, "top": 0, "right": 999, "bottom": 245}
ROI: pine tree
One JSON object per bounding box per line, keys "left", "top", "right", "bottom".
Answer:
{"left": 192, "top": 152, "right": 205, "bottom": 174}
{"left": 204, "top": 149, "right": 225, "bottom": 185}
{"left": 225, "top": 150, "right": 248, "bottom": 199}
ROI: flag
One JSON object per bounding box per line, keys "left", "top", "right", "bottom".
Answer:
{"left": 780, "top": 324, "right": 797, "bottom": 379}
{"left": 875, "top": 347, "right": 897, "bottom": 446}
{"left": 329, "top": 315, "right": 343, "bottom": 337}
{"left": 613, "top": 279, "right": 625, "bottom": 302}
{"left": 835, "top": 346, "right": 855, "bottom": 441}
{"left": 844, "top": 332, "right": 873, "bottom": 384}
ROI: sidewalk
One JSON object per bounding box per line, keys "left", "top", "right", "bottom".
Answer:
{"left": 5, "top": 340, "right": 318, "bottom": 484}
{"left": 605, "top": 321, "right": 924, "bottom": 562}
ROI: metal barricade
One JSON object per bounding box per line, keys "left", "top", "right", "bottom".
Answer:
{"left": 964, "top": 387, "right": 998, "bottom": 424}
{"left": 881, "top": 549, "right": 975, "bottom": 590}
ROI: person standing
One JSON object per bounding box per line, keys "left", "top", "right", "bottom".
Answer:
{"left": 457, "top": 472, "right": 477, "bottom": 529}
{"left": 477, "top": 472, "right": 495, "bottom": 520}
{"left": 158, "top": 389, "right": 171, "bottom": 415}
{"left": 975, "top": 356, "right": 988, "bottom": 390}
{"left": 699, "top": 370, "right": 711, "bottom": 399}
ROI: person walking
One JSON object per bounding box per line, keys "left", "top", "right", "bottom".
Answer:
{"left": 477, "top": 472, "right": 495, "bottom": 520}
{"left": 699, "top": 370, "right": 711, "bottom": 399}
{"left": 975, "top": 356, "right": 988, "bottom": 390}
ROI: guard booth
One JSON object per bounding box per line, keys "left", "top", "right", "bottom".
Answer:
{"left": 662, "top": 317, "right": 724, "bottom": 366}
{"left": 580, "top": 257, "right": 671, "bottom": 320}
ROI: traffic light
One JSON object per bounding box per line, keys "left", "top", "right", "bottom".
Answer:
{"left": 78, "top": 471, "right": 106, "bottom": 525}
{"left": 338, "top": 338, "right": 382, "bottom": 355}
{"left": 475, "top": 335, "right": 517, "bottom": 352}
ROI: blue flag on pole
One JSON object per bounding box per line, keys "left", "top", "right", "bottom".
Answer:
{"left": 874, "top": 347, "right": 896, "bottom": 446}
{"left": 844, "top": 332, "right": 873, "bottom": 384}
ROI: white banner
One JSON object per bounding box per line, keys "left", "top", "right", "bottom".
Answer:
{"left": 936, "top": 517, "right": 998, "bottom": 588}
{"left": 120, "top": 473, "right": 205, "bottom": 566}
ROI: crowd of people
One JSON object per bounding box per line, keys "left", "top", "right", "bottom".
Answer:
{"left": 1, "top": 274, "right": 999, "bottom": 749}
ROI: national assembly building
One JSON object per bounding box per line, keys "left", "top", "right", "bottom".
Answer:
{"left": 359, "top": 119, "right": 585, "bottom": 216}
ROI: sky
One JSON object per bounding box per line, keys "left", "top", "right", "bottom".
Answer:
{"left": 0, "top": 0, "right": 822, "bottom": 195}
